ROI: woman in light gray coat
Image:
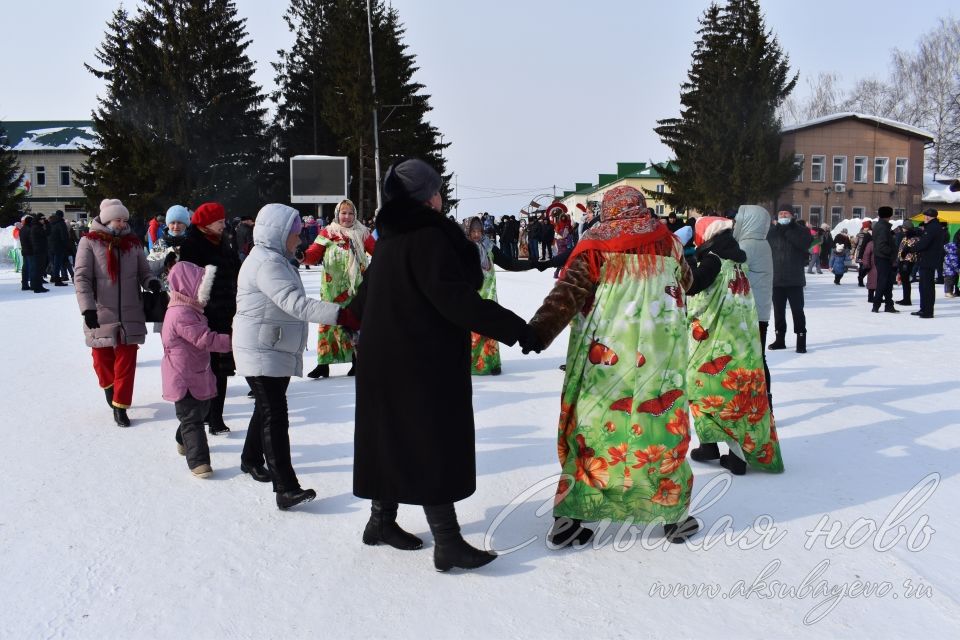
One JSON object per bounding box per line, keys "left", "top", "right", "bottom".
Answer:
{"left": 234, "top": 203, "right": 353, "bottom": 510}
{"left": 74, "top": 199, "right": 160, "bottom": 427}
{"left": 734, "top": 205, "right": 774, "bottom": 402}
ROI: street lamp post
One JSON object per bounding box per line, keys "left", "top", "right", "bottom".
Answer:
{"left": 823, "top": 185, "right": 833, "bottom": 227}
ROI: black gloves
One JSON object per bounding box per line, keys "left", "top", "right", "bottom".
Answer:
{"left": 518, "top": 323, "right": 544, "bottom": 355}
{"left": 83, "top": 310, "right": 100, "bottom": 329}
{"left": 148, "top": 280, "right": 162, "bottom": 294}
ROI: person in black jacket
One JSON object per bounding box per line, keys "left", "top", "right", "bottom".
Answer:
{"left": 870, "top": 206, "right": 899, "bottom": 313}
{"left": 540, "top": 214, "right": 556, "bottom": 260}
{"left": 906, "top": 208, "right": 946, "bottom": 318}
{"left": 767, "top": 207, "right": 809, "bottom": 353}
{"left": 19, "top": 215, "right": 37, "bottom": 291}
{"left": 526, "top": 216, "right": 541, "bottom": 262}
{"left": 348, "top": 158, "right": 540, "bottom": 572}
{"left": 28, "top": 214, "right": 50, "bottom": 293}
{"left": 47, "top": 210, "right": 72, "bottom": 286}
{"left": 178, "top": 202, "right": 241, "bottom": 435}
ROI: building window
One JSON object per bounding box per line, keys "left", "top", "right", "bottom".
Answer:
{"left": 874, "top": 157, "right": 889, "bottom": 183}
{"left": 852, "top": 206, "right": 865, "bottom": 219}
{"left": 794, "top": 154, "right": 804, "bottom": 182}
{"left": 655, "top": 184, "right": 665, "bottom": 193}
{"left": 832, "top": 156, "right": 847, "bottom": 183}
{"left": 655, "top": 204, "right": 664, "bottom": 215}
{"left": 895, "top": 158, "right": 908, "bottom": 184}
{"left": 791, "top": 205, "right": 802, "bottom": 219}
{"left": 60, "top": 166, "right": 71, "bottom": 187}
{"left": 831, "top": 206, "right": 843, "bottom": 227}
{"left": 853, "top": 156, "right": 868, "bottom": 183}
{"left": 810, "top": 155, "right": 825, "bottom": 182}
{"left": 809, "top": 206, "right": 822, "bottom": 227}
{"left": 36, "top": 166, "right": 46, "bottom": 186}
{"left": 894, "top": 208, "right": 906, "bottom": 220}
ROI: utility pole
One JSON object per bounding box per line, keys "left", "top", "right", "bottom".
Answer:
{"left": 365, "top": 0, "right": 382, "bottom": 211}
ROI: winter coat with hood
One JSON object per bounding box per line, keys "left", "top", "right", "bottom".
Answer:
{"left": 348, "top": 196, "right": 528, "bottom": 505}
{"left": 74, "top": 218, "right": 156, "bottom": 348}
{"left": 161, "top": 261, "right": 232, "bottom": 402}
{"left": 767, "top": 218, "right": 809, "bottom": 288}
{"left": 733, "top": 205, "right": 774, "bottom": 322}
{"left": 233, "top": 204, "right": 340, "bottom": 378}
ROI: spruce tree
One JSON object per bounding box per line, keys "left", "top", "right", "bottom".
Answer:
{"left": 653, "top": 0, "right": 797, "bottom": 212}
{"left": 271, "top": 0, "right": 451, "bottom": 218}
{"left": 81, "top": 1, "right": 268, "bottom": 218}
{"left": 0, "top": 123, "right": 27, "bottom": 226}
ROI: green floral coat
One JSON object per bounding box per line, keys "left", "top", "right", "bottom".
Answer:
{"left": 553, "top": 251, "right": 694, "bottom": 524}
{"left": 687, "top": 258, "right": 784, "bottom": 472}
{"left": 315, "top": 226, "right": 374, "bottom": 364}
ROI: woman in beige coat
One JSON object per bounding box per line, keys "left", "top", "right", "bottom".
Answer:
{"left": 74, "top": 199, "right": 160, "bottom": 427}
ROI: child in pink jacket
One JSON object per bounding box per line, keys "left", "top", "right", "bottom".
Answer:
{"left": 161, "top": 261, "right": 232, "bottom": 478}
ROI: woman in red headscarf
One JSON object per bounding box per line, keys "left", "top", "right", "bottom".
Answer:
{"left": 527, "top": 186, "right": 704, "bottom": 547}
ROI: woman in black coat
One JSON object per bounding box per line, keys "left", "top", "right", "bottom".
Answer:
{"left": 348, "top": 159, "right": 538, "bottom": 572}
{"left": 177, "top": 202, "right": 241, "bottom": 435}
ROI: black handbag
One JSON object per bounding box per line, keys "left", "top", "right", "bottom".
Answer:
{"left": 142, "top": 289, "right": 169, "bottom": 323}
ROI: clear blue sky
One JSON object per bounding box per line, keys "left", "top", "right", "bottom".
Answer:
{"left": 1, "top": 0, "right": 955, "bottom": 215}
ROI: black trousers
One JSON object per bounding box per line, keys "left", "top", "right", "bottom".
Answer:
{"left": 759, "top": 321, "right": 771, "bottom": 394}
{"left": 858, "top": 265, "right": 869, "bottom": 286}
{"left": 241, "top": 376, "right": 299, "bottom": 493}
{"left": 899, "top": 263, "right": 914, "bottom": 303}
{"left": 772, "top": 286, "right": 806, "bottom": 335}
{"left": 918, "top": 267, "right": 936, "bottom": 316}
{"left": 30, "top": 254, "right": 47, "bottom": 290}
{"left": 175, "top": 393, "right": 211, "bottom": 470}
{"left": 874, "top": 259, "right": 895, "bottom": 308}
{"left": 205, "top": 372, "right": 229, "bottom": 427}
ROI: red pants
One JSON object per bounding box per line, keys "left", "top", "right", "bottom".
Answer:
{"left": 91, "top": 344, "right": 139, "bottom": 408}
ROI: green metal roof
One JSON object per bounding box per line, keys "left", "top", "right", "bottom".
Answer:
{"left": 1, "top": 120, "right": 96, "bottom": 151}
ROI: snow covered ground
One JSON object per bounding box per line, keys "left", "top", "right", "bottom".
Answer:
{"left": 2, "top": 265, "right": 959, "bottom": 639}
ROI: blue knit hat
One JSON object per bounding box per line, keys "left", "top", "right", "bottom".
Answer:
{"left": 165, "top": 205, "right": 192, "bottom": 226}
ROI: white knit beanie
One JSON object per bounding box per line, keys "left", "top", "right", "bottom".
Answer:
{"left": 99, "top": 198, "right": 130, "bottom": 224}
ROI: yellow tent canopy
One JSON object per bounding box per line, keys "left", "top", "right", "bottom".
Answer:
{"left": 910, "top": 210, "right": 960, "bottom": 224}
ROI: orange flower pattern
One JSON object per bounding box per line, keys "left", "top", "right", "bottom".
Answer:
{"left": 687, "top": 257, "right": 784, "bottom": 473}
{"left": 470, "top": 245, "right": 502, "bottom": 375}
{"left": 553, "top": 247, "right": 694, "bottom": 524}
{"left": 314, "top": 227, "right": 372, "bottom": 365}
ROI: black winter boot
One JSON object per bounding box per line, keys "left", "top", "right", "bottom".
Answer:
{"left": 104, "top": 386, "right": 115, "bottom": 409}
{"left": 363, "top": 501, "right": 423, "bottom": 550}
{"left": 347, "top": 355, "right": 356, "bottom": 377}
{"left": 690, "top": 442, "right": 720, "bottom": 462}
{"left": 768, "top": 332, "right": 787, "bottom": 350}
{"left": 207, "top": 375, "right": 231, "bottom": 435}
{"left": 276, "top": 488, "right": 316, "bottom": 510}
{"left": 884, "top": 303, "right": 900, "bottom": 313}
{"left": 307, "top": 364, "right": 329, "bottom": 379}
{"left": 240, "top": 461, "right": 271, "bottom": 483}
{"left": 795, "top": 333, "right": 807, "bottom": 353}
{"left": 547, "top": 517, "right": 595, "bottom": 549}
{"left": 424, "top": 503, "right": 497, "bottom": 572}
{"left": 113, "top": 407, "right": 131, "bottom": 427}
{"left": 720, "top": 453, "right": 746, "bottom": 475}
{"left": 663, "top": 516, "right": 700, "bottom": 543}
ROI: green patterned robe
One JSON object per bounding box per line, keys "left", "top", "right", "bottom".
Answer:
{"left": 470, "top": 245, "right": 501, "bottom": 375}
{"left": 554, "top": 252, "right": 694, "bottom": 524}
{"left": 315, "top": 227, "right": 370, "bottom": 365}
{"left": 687, "top": 259, "right": 784, "bottom": 472}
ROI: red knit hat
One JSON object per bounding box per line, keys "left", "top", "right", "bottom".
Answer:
{"left": 192, "top": 202, "right": 226, "bottom": 228}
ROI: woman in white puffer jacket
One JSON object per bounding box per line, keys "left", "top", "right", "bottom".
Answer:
{"left": 733, "top": 204, "right": 774, "bottom": 404}
{"left": 233, "top": 203, "right": 357, "bottom": 511}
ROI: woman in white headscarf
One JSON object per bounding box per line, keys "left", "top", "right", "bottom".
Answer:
{"left": 303, "top": 199, "right": 375, "bottom": 378}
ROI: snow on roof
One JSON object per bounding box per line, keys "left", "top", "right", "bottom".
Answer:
{"left": 922, "top": 173, "right": 960, "bottom": 204}
{"left": 782, "top": 112, "right": 935, "bottom": 141}
{"left": 2, "top": 120, "right": 98, "bottom": 152}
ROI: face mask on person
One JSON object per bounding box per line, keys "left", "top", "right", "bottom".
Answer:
{"left": 777, "top": 218, "right": 792, "bottom": 225}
